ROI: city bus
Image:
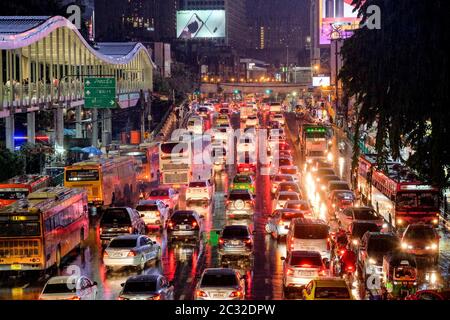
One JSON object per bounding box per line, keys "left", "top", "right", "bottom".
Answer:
{"left": 64, "top": 156, "right": 139, "bottom": 208}
{"left": 119, "top": 142, "right": 160, "bottom": 186}
{"left": 357, "top": 154, "right": 441, "bottom": 230}
{"left": 0, "top": 175, "right": 51, "bottom": 208}
{"left": 159, "top": 141, "right": 192, "bottom": 187}
{"left": 0, "top": 187, "right": 89, "bottom": 271}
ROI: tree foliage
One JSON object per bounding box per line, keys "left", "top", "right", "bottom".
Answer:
{"left": 339, "top": 0, "right": 450, "bottom": 187}
{"left": 0, "top": 148, "right": 24, "bottom": 181}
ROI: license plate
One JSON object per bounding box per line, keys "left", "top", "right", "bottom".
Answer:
{"left": 113, "top": 252, "right": 122, "bottom": 257}
{"left": 298, "top": 271, "right": 314, "bottom": 276}
{"left": 231, "top": 240, "right": 241, "bottom": 246}
{"left": 180, "top": 225, "right": 187, "bottom": 230}
{"left": 213, "top": 293, "right": 225, "bottom": 298}
{"left": 11, "top": 264, "right": 22, "bottom": 270}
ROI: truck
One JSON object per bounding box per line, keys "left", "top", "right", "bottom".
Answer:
{"left": 299, "top": 124, "right": 332, "bottom": 164}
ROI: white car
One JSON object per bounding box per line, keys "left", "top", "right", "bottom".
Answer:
{"left": 135, "top": 200, "right": 170, "bottom": 228}
{"left": 274, "top": 191, "right": 300, "bottom": 210}
{"left": 186, "top": 180, "right": 213, "bottom": 202}
{"left": 39, "top": 276, "right": 98, "bottom": 300}
{"left": 103, "top": 235, "right": 161, "bottom": 271}
{"left": 245, "top": 115, "right": 259, "bottom": 128}
{"left": 237, "top": 136, "right": 257, "bottom": 154}
{"left": 195, "top": 268, "right": 246, "bottom": 300}
{"left": 271, "top": 113, "right": 285, "bottom": 126}
{"left": 212, "top": 127, "right": 231, "bottom": 144}
{"left": 187, "top": 116, "right": 203, "bottom": 135}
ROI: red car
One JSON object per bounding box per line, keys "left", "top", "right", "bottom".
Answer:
{"left": 147, "top": 187, "right": 180, "bottom": 212}
{"left": 405, "top": 290, "right": 450, "bottom": 300}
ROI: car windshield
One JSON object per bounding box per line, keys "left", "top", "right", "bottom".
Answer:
{"left": 336, "top": 192, "right": 354, "bottom": 200}
{"left": 229, "top": 193, "right": 251, "bottom": 201}
{"left": 109, "top": 239, "right": 137, "bottom": 248}
{"left": 352, "top": 224, "right": 380, "bottom": 238}
{"left": 136, "top": 205, "right": 158, "bottom": 211}
{"left": 418, "top": 193, "right": 439, "bottom": 208}
{"left": 43, "top": 283, "right": 76, "bottom": 294}
{"left": 286, "top": 203, "right": 310, "bottom": 211}
{"left": 274, "top": 176, "right": 293, "bottom": 182}
{"left": 396, "top": 193, "right": 418, "bottom": 209}
{"left": 189, "top": 182, "right": 206, "bottom": 188}
{"left": 289, "top": 254, "right": 322, "bottom": 267}
{"left": 278, "top": 194, "right": 299, "bottom": 201}
{"left": 150, "top": 190, "right": 169, "bottom": 197}
{"left": 329, "top": 183, "right": 350, "bottom": 191}
{"left": 315, "top": 287, "right": 350, "bottom": 299}
{"left": 368, "top": 237, "right": 398, "bottom": 254}
{"left": 353, "top": 209, "right": 379, "bottom": 220}
{"left": 171, "top": 213, "right": 196, "bottom": 223}
{"left": 234, "top": 176, "right": 251, "bottom": 183}
{"left": 101, "top": 210, "right": 130, "bottom": 225}
{"left": 405, "top": 227, "right": 436, "bottom": 240}
{"left": 200, "top": 274, "right": 238, "bottom": 287}
{"left": 294, "top": 225, "right": 328, "bottom": 239}
{"left": 123, "top": 281, "right": 157, "bottom": 293}
{"left": 222, "top": 227, "right": 249, "bottom": 238}
{"left": 0, "top": 190, "right": 28, "bottom": 200}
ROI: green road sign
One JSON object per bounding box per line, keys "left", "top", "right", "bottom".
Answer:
{"left": 84, "top": 77, "right": 116, "bottom": 108}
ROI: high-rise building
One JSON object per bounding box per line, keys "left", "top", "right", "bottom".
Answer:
{"left": 246, "top": 0, "right": 310, "bottom": 66}
{"left": 94, "top": 0, "right": 176, "bottom": 43}
{"left": 177, "top": 0, "right": 246, "bottom": 51}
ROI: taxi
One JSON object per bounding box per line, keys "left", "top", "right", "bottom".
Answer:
{"left": 230, "top": 174, "right": 255, "bottom": 194}
{"left": 302, "top": 278, "right": 353, "bottom": 300}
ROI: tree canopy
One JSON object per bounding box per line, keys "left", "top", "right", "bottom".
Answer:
{"left": 339, "top": 0, "right": 450, "bottom": 187}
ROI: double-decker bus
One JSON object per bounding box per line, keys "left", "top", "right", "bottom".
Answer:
{"left": 0, "top": 187, "right": 88, "bottom": 271}
{"left": 299, "top": 124, "right": 332, "bottom": 166}
{"left": 159, "top": 141, "right": 192, "bottom": 187}
{"left": 64, "top": 156, "right": 139, "bottom": 208}
{"left": 358, "top": 154, "right": 441, "bottom": 229}
{"left": 119, "top": 142, "right": 160, "bottom": 186}
{"left": 0, "top": 175, "right": 51, "bottom": 208}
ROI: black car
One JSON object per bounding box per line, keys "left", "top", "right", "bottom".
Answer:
{"left": 119, "top": 274, "right": 174, "bottom": 300}
{"left": 167, "top": 210, "right": 203, "bottom": 243}
{"left": 218, "top": 225, "right": 255, "bottom": 259}
{"left": 99, "top": 207, "right": 146, "bottom": 245}
{"left": 348, "top": 221, "right": 381, "bottom": 251}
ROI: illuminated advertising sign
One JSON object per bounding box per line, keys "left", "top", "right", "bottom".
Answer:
{"left": 319, "top": 0, "right": 361, "bottom": 45}
{"left": 313, "top": 76, "right": 331, "bottom": 87}
{"left": 177, "top": 10, "right": 226, "bottom": 39}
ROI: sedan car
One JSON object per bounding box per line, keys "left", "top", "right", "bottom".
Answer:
{"left": 327, "top": 190, "right": 356, "bottom": 216}
{"left": 195, "top": 268, "right": 246, "bottom": 300}
{"left": 278, "top": 166, "right": 300, "bottom": 182}
{"left": 219, "top": 225, "right": 254, "bottom": 259}
{"left": 186, "top": 180, "right": 213, "bottom": 202}
{"left": 118, "top": 274, "right": 174, "bottom": 300}
{"left": 271, "top": 174, "right": 296, "bottom": 194}
{"left": 39, "top": 276, "right": 98, "bottom": 300}
{"left": 135, "top": 200, "right": 169, "bottom": 229}
{"left": 274, "top": 191, "right": 301, "bottom": 210}
{"left": 401, "top": 223, "right": 440, "bottom": 263}
{"left": 147, "top": 187, "right": 179, "bottom": 212}
{"left": 276, "top": 182, "right": 302, "bottom": 199}
{"left": 347, "top": 221, "right": 381, "bottom": 251}
{"left": 245, "top": 115, "right": 259, "bottom": 128}
{"left": 103, "top": 235, "right": 161, "bottom": 271}
{"left": 302, "top": 278, "right": 353, "bottom": 300}
{"left": 265, "top": 209, "right": 304, "bottom": 240}
{"left": 225, "top": 189, "right": 255, "bottom": 218}
{"left": 230, "top": 174, "right": 255, "bottom": 194}
{"left": 283, "top": 200, "right": 313, "bottom": 218}
{"left": 166, "top": 210, "right": 203, "bottom": 243}
{"left": 337, "top": 206, "right": 385, "bottom": 229}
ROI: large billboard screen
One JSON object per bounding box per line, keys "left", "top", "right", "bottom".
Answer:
{"left": 319, "top": 0, "right": 361, "bottom": 45}
{"left": 177, "top": 10, "right": 226, "bottom": 39}
{"left": 313, "top": 76, "right": 331, "bottom": 87}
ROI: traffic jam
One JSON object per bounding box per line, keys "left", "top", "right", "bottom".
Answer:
{"left": 0, "top": 95, "right": 449, "bottom": 301}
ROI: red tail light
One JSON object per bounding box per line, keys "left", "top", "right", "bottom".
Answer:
{"left": 219, "top": 238, "right": 224, "bottom": 245}
{"left": 346, "top": 265, "right": 354, "bottom": 271}
{"left": 128, "top": 227, "right": 133, "bottom": 234}
{"left": 117, "top": 296, "right": 126, "bottom": 300}
{"left": 244, "top": 238, "right": 252, "bottom": 247}
{"left": 229, "top": 290, "right": 243, "bottom": 298}
{"left": 68, "top": 296, "right": 81, "bottom": 300}
{"left": 150, "top": 294, "right": 161, "bottom": 300}
{"left": 192, "top": 221, "right": 198, "bottom": 228}
{"left": 99, "top": 227, "right": 103, "bottom": 234}
{"left": 127, "top": 250, "right": 137, "bottom": 257}
{"left": 196, "top": 290, "right": 208, "bottom": 298}
{"left": 156, "top": 211, "right": 160, "bottom": 217}
{"left": 320, "top": 268, "right": 327, "bottom": 276}
{"left": 340, "top": 249, "right": 346, "bottom": 255}
{"left": 168, "top": 221, "right": 174, "bottom": 229}
{"left": 300, "top": 264, "right": 311, "bottom": 268}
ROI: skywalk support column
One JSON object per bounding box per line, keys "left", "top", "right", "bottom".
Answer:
{"left": 76, "top": 106, "right": 83, "bottom": 138}
{"left": 55, "top": 105, "right": 64, "bottom": 149}
{"left": 91, "top": 108, "right": 98, "bottom": 147}
{"left": 5, "top": 114, "right": 14, "bottom": 151}
{"left": 101, "top": 108, "right": 112, "bottom": 146}
{"left": 27, "top": 112, "right": 36, "bottom": 144}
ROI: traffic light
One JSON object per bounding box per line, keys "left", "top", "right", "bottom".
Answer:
{"left": 234, "top": 89, "right": 240, "bottom": 94}
{"left": 265, "top": 89, "right": 273, "bottom": 94}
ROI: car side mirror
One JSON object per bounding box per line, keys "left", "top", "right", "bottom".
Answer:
{"left": 120, "top": 283, "right": 125, "bottom": 287}
{"left": 93, "top": 281, "right": 98, "bottom": 286}
{"left": 252, "top": 230, "right": 256, "bottom": 235}
{"left": 200, "top": 215, "right": 205, "bottom": 219}
{"left": 224, "top": 194, "right": 228, "bottom": 198}
{"left": 166, "top": 204, "right": 169, "bottom": 208}
{"left": 140, "top": 214, "right": 145, "bottom": 218}
{"left": 153, "top": 241, "right": 157, "bottom": 245}
{"left": 280, "top": 256, "right": 286, "bottom": 261}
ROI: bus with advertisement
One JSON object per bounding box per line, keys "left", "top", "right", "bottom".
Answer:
{"left": 159, "top": 141, "right": 192, "bottom": 188}
{"left": 0, "top": 175, "right": 52, "bottom": 208}
{"left": 0, "top": 187, "right": 89, "bottom": 271}
{"left": 357, "top": 154, "right": 441, "bottom": 230}
{"left": 119, "top": 142, "right": 160, "bottom": 186}
{"left": 64, "top": 157, "right": 139, "bottom": 208}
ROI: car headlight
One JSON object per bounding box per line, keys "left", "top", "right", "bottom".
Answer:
{"left": 430, "top": 243, "right": 438, "bottom": 250}
{"left": 401, "top": 242, "right": 410, "bottom": 250}
{"left": 368, "top": 258, "right": 376, "bottom": 265}
{"left": 352, "top": 239, "right": 358, "bottom": 245}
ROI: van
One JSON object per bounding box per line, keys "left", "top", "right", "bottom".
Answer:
{"left": 286, "top": 218, "right": 330, "bottom": 260}
{"left": 99, "top": 207, "right": 146, "bottom": 245}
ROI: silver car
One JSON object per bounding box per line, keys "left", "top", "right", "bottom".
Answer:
{"left": 195, "top": 268, "right": 246, "bottom": 300}
{"left": 225, "top": 190, "right": 255, "bottom": 218}
{"left": 103, "top": 235, "right": 161, "bottom": 271}
{"left": 39, "top": 275, "right": 98, "bottom": 300}
{"left": 119, "top": 274, "right": 174, "bottom": 300}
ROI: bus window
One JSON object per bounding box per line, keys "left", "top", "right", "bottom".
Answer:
{"left": 66, "top": 169, "right": 99, "bottom": 182}
{"left": 0, "top": 215, "right": 41, "bottom": 237}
